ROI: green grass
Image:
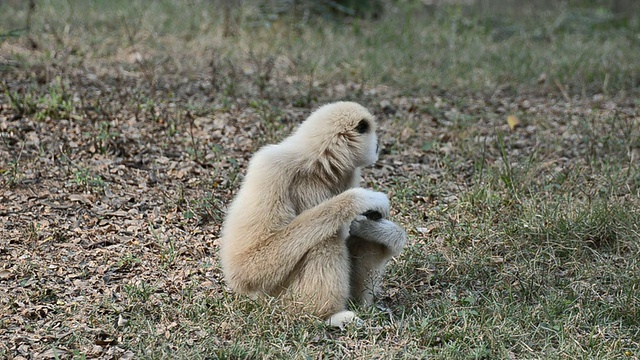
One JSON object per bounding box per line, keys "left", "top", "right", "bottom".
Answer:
{"left": 1, "top": 0, "right": 639, "bottom": 359}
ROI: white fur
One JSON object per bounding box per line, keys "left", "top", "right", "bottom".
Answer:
{"left": 219, "top": 101, "right": 407, "bottom": 326}
{"left": 325, "top": 310, "right": 360, "bottom": 329}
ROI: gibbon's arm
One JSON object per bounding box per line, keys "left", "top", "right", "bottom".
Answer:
{"left": 238, "top": 188, "right": 390, "bottom": 292}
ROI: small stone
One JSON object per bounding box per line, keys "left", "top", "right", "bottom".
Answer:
{"left": 379, "top": 100, "right": 396, "bottom": 115}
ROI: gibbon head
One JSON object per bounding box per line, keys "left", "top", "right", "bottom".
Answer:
{"left": 293, "top": 102, "right": 379, "bottom": 170}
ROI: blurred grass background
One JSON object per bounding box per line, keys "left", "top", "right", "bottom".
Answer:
{"left": 1, "top": 0, "right": 639, "bottom": 98}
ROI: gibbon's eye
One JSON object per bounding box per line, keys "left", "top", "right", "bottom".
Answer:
{"left": 354, "top": 119, "right": 369, "bottom": 134}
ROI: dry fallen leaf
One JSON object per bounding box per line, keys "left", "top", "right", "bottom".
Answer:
{"left": 38, "top": 347, "right": 68, "bottom": 359}
{"left": 0, "top": 270, "right": 12, "bottom": 280}
{"left": 400, "top": 127, "right": 415, "bottom": 140}
{"left": 117, "top": 314, "right": 128, "bottom": 327}
{"left": 507, "top": 114, "right": 521, "bottom": 130}
{"left": 68, "top": 194, "right": 94, "bottom": 205}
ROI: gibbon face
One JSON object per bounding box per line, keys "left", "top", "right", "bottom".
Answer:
{"left": 294, "top": 102, "right": 379, "bottom": 168}
{"left": 352, "top": 116, "right": 379, "bottom": 167}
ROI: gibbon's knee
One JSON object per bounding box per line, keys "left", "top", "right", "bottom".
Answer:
{"left": 349, "top": 216, "right": 407, "bottom": 256}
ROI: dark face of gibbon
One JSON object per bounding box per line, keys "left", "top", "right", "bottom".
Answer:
{"left": 350, "top": 117, "right": 379, "bottom": 167}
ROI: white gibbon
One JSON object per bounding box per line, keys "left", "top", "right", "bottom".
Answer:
{"left": 219, "top": 101, "right": 407, "bottom": 328}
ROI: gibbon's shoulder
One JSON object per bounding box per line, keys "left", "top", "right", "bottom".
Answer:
{"left": 242, "top": 143, "right": 299, "bottom": 186}
{"left": 247, "top": 143, "right": 290, "bottom": 170}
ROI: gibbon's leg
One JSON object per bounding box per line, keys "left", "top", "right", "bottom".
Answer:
{"left": 347, "top": 236, "right": 389, "bottom": 306}
{"left": 231, "top": 188, "right": 389, "bottom": 299}
{"left": 348, "top": 216, "right": 407, "bottom": 305}
{"left": 284, "top": 228, "right": 352, "bottom": 324}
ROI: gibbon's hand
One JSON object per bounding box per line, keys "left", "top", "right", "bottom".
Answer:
{"left": 349, "top": 215, "right": 373, "bottom": 237}
{"left": 349, "top": 188, "right": 390, "bottom": 219}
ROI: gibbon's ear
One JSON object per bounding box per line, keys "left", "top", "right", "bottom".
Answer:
{"left": 354, "top": 119, "right": 370, "bottom": 134}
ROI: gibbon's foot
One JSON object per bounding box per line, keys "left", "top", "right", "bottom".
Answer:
{"left": 325, "top": 310, "right": 363, "bottom": 329}
{"left": 349, "top": 215, "right": 368, "bottom": 235}
{"left": 349, "top": 216, "right": 407, "bottom": 256}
